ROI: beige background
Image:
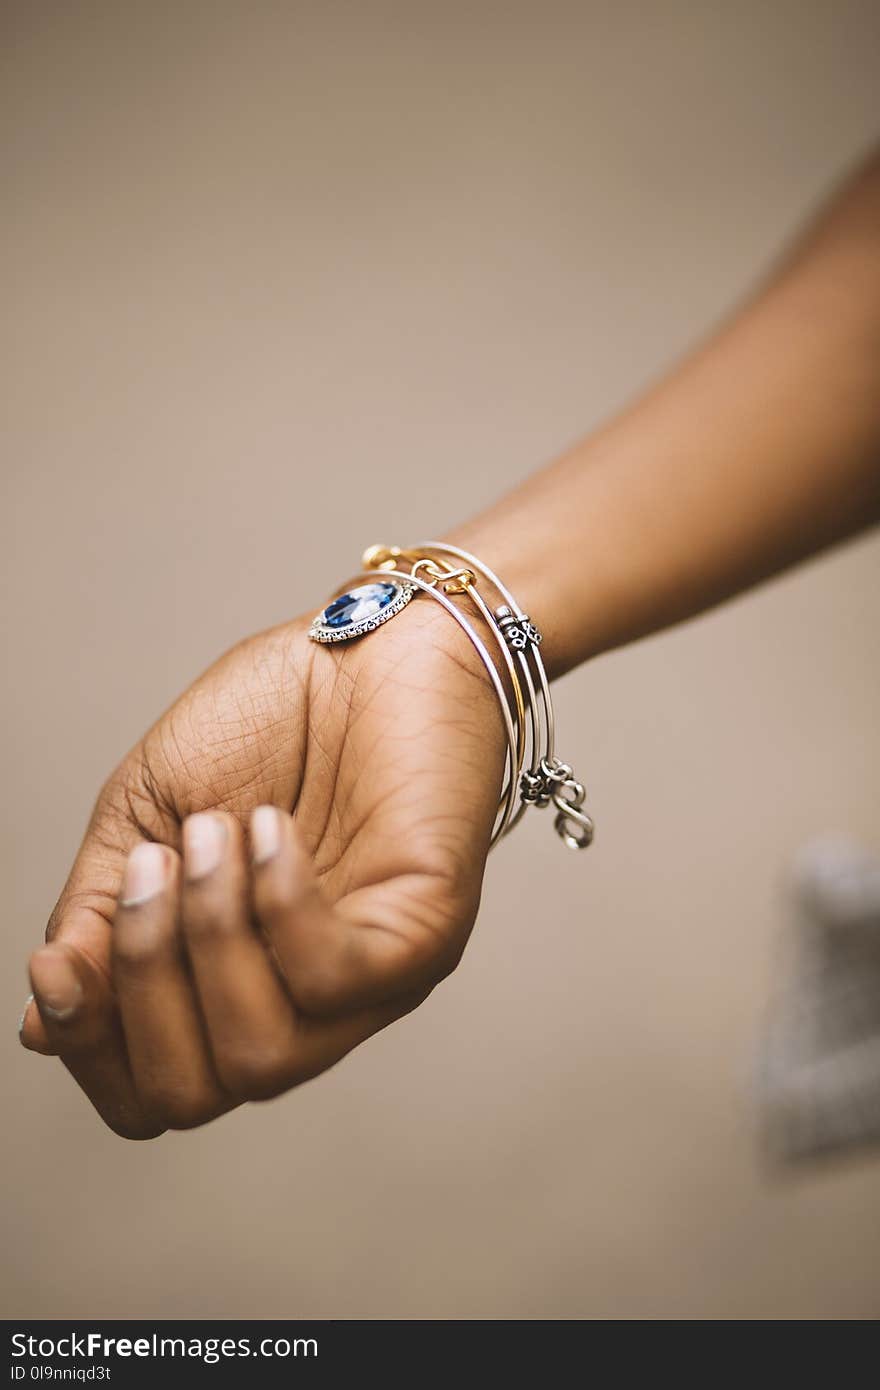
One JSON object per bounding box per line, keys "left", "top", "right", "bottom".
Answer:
{"left": 4, "top": 1, "right": 880, "bottom": 1319}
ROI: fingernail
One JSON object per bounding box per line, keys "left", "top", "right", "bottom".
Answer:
{"left": 251, "top": 805, "right": 281, "bottom": 864}
{"left": 121, "top": 841, "right": 170, "bottom": 905}
{"left": 183, "top": 813, "right": 227, "bottom": 880}
{"left": 18, "top": 993, "right": 34, "bottom": 1036}
{"left": 30, "top": 949, "right": 83, "bottom": 1022}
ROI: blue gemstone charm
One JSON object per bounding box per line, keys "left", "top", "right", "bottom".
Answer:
{"left": 309, "top": 579, "right": 416, "bottom": 643}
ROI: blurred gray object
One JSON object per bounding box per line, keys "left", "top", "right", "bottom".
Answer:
{"left": 760, "top": 838, "right": 880, "bottom": 1163}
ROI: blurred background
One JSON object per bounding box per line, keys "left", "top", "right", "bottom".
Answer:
{"left": 4, "top": 0, "right": 880, "bottom": 1319}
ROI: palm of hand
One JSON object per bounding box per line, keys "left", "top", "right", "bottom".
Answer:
{"left": 22, "top": 598, "right": 504, "bottom": 1135}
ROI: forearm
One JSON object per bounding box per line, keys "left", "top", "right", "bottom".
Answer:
{"left": 447, "top": 150, "right": 880, "bottom": 679}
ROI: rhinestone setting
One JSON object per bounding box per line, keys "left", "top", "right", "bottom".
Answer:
{"left": 309, "top": 580, "right": 416, "bottom": 644}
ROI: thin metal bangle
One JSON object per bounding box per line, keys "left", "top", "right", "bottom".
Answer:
{"left": 347, "top": 568, "right": 522, "bottom": 845}
{"left": 414, "top": 539, "right": 556, "bottom": 761}
{"left": 413, "top": 542, "right": 554, "bottom": 830}
{"left": 358, "top": 543, "right": 594, "bottom": 850}
{"left": 407, "top": 554, "right": 538, "bottom": 840}
{"left": 362, "top": 544, "right": 538, "bottom": 794}
{"left": 409, "top": 555, "right": 528, "bottom": 792}
{"left": 411, "top": 541, "right": 593, "bottom": 850}
{"left": 407, "top": 554, "right": 531, "bottom": 827}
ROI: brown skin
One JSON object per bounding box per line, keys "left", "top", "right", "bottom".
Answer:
{"left": 21, "top": 148, "right": 880, "bottom": 1136}
{"left": 452, "top": 149, "right": 880, "bottom": 676}
{"left": 21, "top": 602, "right": 505, "bottom": 1137}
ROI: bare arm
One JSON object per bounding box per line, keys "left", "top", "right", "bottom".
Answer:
{"left": 449, "top": 148, "right": 880, "bottom": 677}
{"left": 24, "top": 149, "right": 880, "bottom": 1138}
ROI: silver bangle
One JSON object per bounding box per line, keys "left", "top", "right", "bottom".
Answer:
{"left": 308, "top": 544, "right": 594, "bottom": 851}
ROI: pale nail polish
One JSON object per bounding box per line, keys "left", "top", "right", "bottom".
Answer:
{"left": 183, "top": 814, "right": 227, "bottom": 880}
{"left": 18, "top": 993, "right": 34, "bottom": 1035}
{"left": 121, "top": 841, "right": 170, "bottom": 905}
{"left": 31, "top": 949, "right": 83, "bottom": 1022}
{"left": 251, "top": 805, "right": 281, "bottom": 864}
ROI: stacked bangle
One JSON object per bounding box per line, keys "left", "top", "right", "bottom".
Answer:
{"left": 308, "top": 542, "right": 594, "bottom": 852}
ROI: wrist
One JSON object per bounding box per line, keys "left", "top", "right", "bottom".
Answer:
{"left": 441, "top": 496, "right": 606, "bottom": 681}
{"left": 326, "top": 538, "right": 596, "bottom": 851}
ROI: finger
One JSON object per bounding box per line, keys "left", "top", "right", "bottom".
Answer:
{"left": 24, "top": 870, "right": 119, "bottom": 1058}
{"left": 250, "top": 806, "right": 469, "bottom": 1016}
{"left": 180, "top": 812, "right": 303, "bottom": 1100}
{"left": 112, "top": 841, "right": 228, "bottom": 1130}
{"left": 19, "top": 993, "right": 53, "bottom": 1055}
{"left": 27, "top": 943, "right": 163, "bottom": 1140}
{"left": 26, "top": 775, "right": 154, "bottom": 1054}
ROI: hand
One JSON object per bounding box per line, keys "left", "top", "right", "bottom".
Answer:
{"left": 20, "top": 597, "right": 505, "bottom": 1137}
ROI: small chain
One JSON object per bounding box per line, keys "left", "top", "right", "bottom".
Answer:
{"left": 519, "top": 757, "right": 594, "bottom": 849}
